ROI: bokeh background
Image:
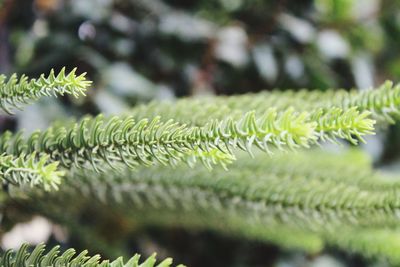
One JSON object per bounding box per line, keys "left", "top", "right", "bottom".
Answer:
{"left": 1, "top": 0, "right": 400, "bottom": 266}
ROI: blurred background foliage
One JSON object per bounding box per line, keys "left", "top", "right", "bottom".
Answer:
{"left": 1, "top": 0, "right": 400, "bottom": 266}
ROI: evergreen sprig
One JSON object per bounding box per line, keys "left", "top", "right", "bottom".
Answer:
{"left": 313, "top": 107, "right": 374, "bottom": 144}
{"left": 130, "top": 80, "right": 399, "bottom": 126}
{"left": 61, "top": 152, "right": 400, "bottom": 231}
{"left": 328, "top": 81, "right": 400, "bottom": 123}
{"left": 21, "top": 149, "right": 400, "bottom": 264}
{"left": 0, "top": 107, "right": 374, "bottom": 171}
{"left": 0, "top": 153, "right": 63, "bottom": 191}
{"left": 0, "top": 68, "right": 91, "bottom": 114}
{"left": 0, "top": 243, "right": 184, "bottom": 267}
{"left": 326, "top": 227, "right": 400, "bottom": 265}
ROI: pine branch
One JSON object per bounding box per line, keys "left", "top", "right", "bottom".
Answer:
{"left": 0, "top": 243, "right": 184, "bottom": 267}
{"left": 0, "top": 111, "right": 316, "bottom": 170}
{"left": 131, "top": 80, "right": 398, "bottom": 126}
{"left": 326, "top": 227, "right": 400, "bottom": 265}
{"left": 328, "top": 81, "right": 400, "bottom": 123}
{"left": 67, "top": 164, "right": 399, "bottom": 230}
{"left": 259, "top": 149, "right": 400, "bottom": 191}
{"left": 0, "top": 106, "right": 374, "bottom": 170}
{"left": 19, "top": 150, "right": 400, "bottom": 259}
{"left": 313, "top": 107, "right": 374, "bottom": 144}
{"left": 0, "top": 153, "right": 63, "bottom": 191}
{"left": 27, "top": 191, "right": 325, "bottom": 254}
{"left": 0, "top": 68, "right": 91, "bottom": 114}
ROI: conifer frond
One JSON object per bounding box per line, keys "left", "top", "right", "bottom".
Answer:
{"left": 0, "top": 153, "right": 63, "bottom": 191}
{"left": 0, "top": 106, "right": 375, "bottom": 170}
{"left": 22, "top": 150, "right": 400, "bottom": 255}
{"left": 26, "top": 150, "right": 400, "bottom": 261}
{"left": 131, "top": 80, "right": 398, "bottom": 126}
{"left": 0, "top": 243, "right": 183, "bottom": 267}
{"left": 326, "top": 227, "right": 400, "bottom": 265}
{"left": 0, "top": 111, "right": 316, "bottom": 170}
{"left": 12, "top": 144, "right": 400, "bottom": 264}
{"left": 256, "top": 148, "right": 400, "bottom": 191}
{"left": 66, "top": 163, "right": 400, "bottom": 230}
{"left": 0, "top": 68, "right": 91, "bottom": 114}
{"left": 313, "top": 107, "right": 374, "bottom": 144}
{"left": 329, "top": 81, "right": 400, "bottom": 123}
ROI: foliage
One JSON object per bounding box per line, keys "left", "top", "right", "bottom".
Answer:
{"left": 0, "top": 67, "right": 400, "bottom": 265}
{"left": 16, "top": 148, "right": 400, "bottom": 265}
{"left": 0, "top": 243, "right": 183, "bottom": 267}
{"left": 1, "top": 67, "right": 400, "bottom": 264}
{"left": 0, "top": 153, "right": 62, "bottom": 191}
{"left": 0, "top": 68, "right": 90, "bottom": 114}
{"left": 3, "top": 1, "right": 400, "bottom": 266}
{"left": 132, "top": 80, "right": 400, "bottom": 125}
